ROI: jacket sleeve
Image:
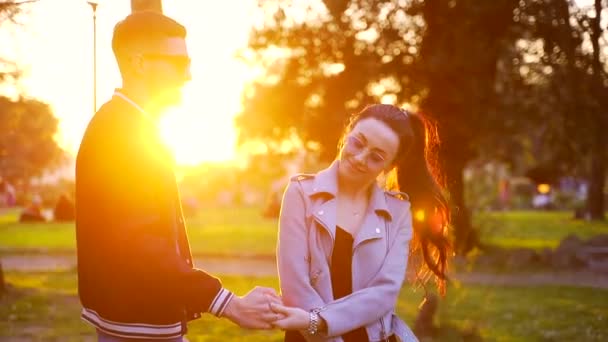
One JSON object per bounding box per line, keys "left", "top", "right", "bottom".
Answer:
{"left": 277, "top": 181, "right": 327, "bottom": 312}
{"left": 319, "top": 204, "right": 413, "bottom": 337}
{"left": 93, "top": 123, "right": 232, "bottom": 317}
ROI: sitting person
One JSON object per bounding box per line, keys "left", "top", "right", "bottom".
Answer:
{"left": 53, "top": 193, "right": 75, "bottom": 221}
{"left": 20, "top": 195, "right": 45, "bottom": 223}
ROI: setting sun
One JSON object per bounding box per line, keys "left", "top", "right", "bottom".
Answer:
{"left": 3, "top": 0, "right": 257, "bottom": 166}
{"left": 159, "top": 83, "right": 241, "bottom": 165}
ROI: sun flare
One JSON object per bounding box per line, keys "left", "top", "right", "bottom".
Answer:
{"left": 8, "top": 0, "right": 256, "bottom": 167}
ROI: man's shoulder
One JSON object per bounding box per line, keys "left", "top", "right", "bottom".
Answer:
{"left": 92, "top": 97, "right": 137, "bottom": 127}
{"left": 77, "top": 98, "right": 136, "bottom": 159}
{"left": 82, "top": 98, "right": 140, "bottom": 141}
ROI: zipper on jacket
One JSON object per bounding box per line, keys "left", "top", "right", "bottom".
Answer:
{"left": 313, "top": 216, "right": 335, "bottom": 243}
{"left": 310, "top": 269, "right": 322, "bottom": 286}
{"left": 313, "top": 220, "right": 335, "bottom": 264}
{"left": 379, "top": 315, "right": 387, "bottom": 340}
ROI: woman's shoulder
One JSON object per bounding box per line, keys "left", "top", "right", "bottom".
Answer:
{"left": 283, "top": 173, "right": 316, "bottom": 197}
{"left": 289, "top": 173, "right": 316, "bottom": 182}
{"left": 385, "top": 190, "right": 409, "bottom": 202}
{"left": 384, "top": 190, "right": 412, "bottom": 221}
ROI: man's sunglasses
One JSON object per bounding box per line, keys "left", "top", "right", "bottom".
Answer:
{"left": 143, "top": 53, "right": 191, "bottom": 70}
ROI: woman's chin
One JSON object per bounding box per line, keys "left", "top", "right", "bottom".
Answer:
{"left": 339, "top": 160, "right": 366, "bottom": 182}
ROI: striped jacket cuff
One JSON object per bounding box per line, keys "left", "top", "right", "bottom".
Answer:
{"left": 208, "top": 288, "right": 234, "bottom": 317}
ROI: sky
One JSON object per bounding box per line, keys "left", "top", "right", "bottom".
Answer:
{"left": 1, "top": 0, "right": 259, "bottom": 165}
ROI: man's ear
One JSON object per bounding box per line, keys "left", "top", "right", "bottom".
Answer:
{"left": 129, "top": 54, "right": 146, "bottom": 77}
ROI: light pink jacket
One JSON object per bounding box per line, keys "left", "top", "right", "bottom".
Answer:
{"left": 277, "top": 161, "right": 418, "bottom": 341}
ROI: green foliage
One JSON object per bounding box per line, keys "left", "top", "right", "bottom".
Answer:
{"left": 240, "top": 0, "right": 529, "bottom": 255}
{"left": 0, "top": 96, "right": 65, "bottom": 183}
{"left": 240, "top": 0, "right": 425, "bottom": 159}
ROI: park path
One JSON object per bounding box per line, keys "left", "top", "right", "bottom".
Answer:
{"left": 3, "top": 254, "right": 608, "bottom": 289}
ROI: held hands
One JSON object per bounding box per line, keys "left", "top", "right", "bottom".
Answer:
{"left": 221, "top": 286, "right": 320, "bottom": 332}
{"left": 222, "top": 286, "right": 284, "bottom": 329}
{"left": 269, "top": 302, "right": 310, "bottom": 330}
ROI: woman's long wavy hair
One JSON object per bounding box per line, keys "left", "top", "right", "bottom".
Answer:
{"left": 341, "top": 104, "right": 452, "bottom": 295}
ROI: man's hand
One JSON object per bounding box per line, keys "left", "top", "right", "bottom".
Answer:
{"left": 222, "top": 286, "right": 283, "bottom": 329}
{"left": 269, "top": 303, "right": 309, "bottom": 330}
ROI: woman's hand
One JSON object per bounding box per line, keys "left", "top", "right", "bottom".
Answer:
{"left": 269, "top": 302, "right": 309, "bottom": 330}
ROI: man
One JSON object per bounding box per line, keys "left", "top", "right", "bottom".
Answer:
{"left": 75, "top": 11, "right": 280, "bottom": 341}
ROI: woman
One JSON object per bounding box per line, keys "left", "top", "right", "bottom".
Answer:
{"left": 271, "top": 104, "right": 451, "bottom": 341}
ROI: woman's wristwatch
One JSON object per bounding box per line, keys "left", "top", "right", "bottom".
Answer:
{"left": 308, "top": 308, "right": 321, "bottom": 335}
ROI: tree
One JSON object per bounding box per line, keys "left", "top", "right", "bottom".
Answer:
{"left": 238, "top": 0, "right": 398, "bottom": 159}
{"left": 0, "top": 1, "right": 70, "bottom": 297}
{"left": 239, "top": 0, "right": 520, "bottom": 255}
{"left": 510, "top": 0, "right": 607, "bottom": 219}
{"left": 0, "top": 96, "right": 65, "bottom": 184}
{"left": 407, "top": 0, "right": 519, "bottom": 254}
{"left": 0, "top": 0, "right": 33, "bottom": 298}
{"left": 586, "top": 0, "right": 606, "bottom": 220}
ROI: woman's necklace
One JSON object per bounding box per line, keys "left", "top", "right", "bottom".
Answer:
{"left": 351, "top": 201, "right": 367, "bottom": 217}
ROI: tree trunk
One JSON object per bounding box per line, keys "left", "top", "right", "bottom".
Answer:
{"left": 131, "top": 0, "right": 162, "bottom": 13}
{"left": 586, "top": 0, "right": 606, "bottom": 220}
{"left": 0, "top": 261, "right": 5, "bottom": 297}
{"left": 587, "top": 140, "right": 606, "bottom": 220}
{"left": 443, "top": 154, "right": 476, "bottom": 255}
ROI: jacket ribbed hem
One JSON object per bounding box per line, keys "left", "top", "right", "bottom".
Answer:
{"left": 81, "top": 308, "right": 183, "bottom": 339}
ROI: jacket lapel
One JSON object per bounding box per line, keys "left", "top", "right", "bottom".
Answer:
{"left": 305, "top": 161, "right": 394, "bottom": 246}
{"left": 312, "top": 197, "right": 337, "bottom": 241}
{"left": 305, "top": 161, "right": 340, "bottom": 241}
{"left": 353, "top": 185, "right": 392, "bottom": 249}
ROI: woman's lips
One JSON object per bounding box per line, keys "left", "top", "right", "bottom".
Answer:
{"left": 346, "top": 158, "right": 366, "bottom": 173}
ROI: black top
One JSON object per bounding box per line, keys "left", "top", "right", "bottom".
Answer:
{"left": 331, "top": 226, "right": 370, "bottom": 341}
{"left": 284, "top": 226, "right": 369, "bottom": 342}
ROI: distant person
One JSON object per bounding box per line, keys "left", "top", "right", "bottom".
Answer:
{"left": 53, "top": 193, "right": 75, "bottom": 221}
{"left": 75, "top": 11, "right": 281, "bottom": 341}
{"left": 498, "top": 179, "right": 511, "bottom": 210}
{"left": 270, "top": 104, "right": 451, "bottom": 341}
{"left": 0, "top": 178, "right": 16, "bottom": 207}
{"left": 19, "top": 194, "right": 45, "bottom": 223}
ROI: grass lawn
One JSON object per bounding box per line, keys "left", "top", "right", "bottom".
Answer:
{"left": 1, "top": 208, "right": 607, "bottom": 257}
{"left": 475, "top": 211, "right": 608, "bottom": 250}
{"left": 1, "top": 270, "right": 606, "bottom": 341}
{"left": 0, "top": 207, "right": 278, "bottom": 257}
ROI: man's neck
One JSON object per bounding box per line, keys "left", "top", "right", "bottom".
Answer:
{"left": 118, "top": 84, "right": 163, "bottom": 119}
{"left": 118, "top": 84, "right": 147, "bottom": 106}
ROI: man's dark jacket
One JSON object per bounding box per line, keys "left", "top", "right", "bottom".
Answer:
{"left": 75, "top": 92, "right": 233, "bottom": 339}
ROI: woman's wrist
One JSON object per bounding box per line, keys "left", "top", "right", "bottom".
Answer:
{"left": 307, "top": 310, "right": 319, "bottom": 335}
{"left": 307, "top": 308, "right": 327, "bottom": 335}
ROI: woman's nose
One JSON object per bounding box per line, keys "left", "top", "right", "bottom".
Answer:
{"left": 352, "top": 152, "right": 367, "bottom": 165}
